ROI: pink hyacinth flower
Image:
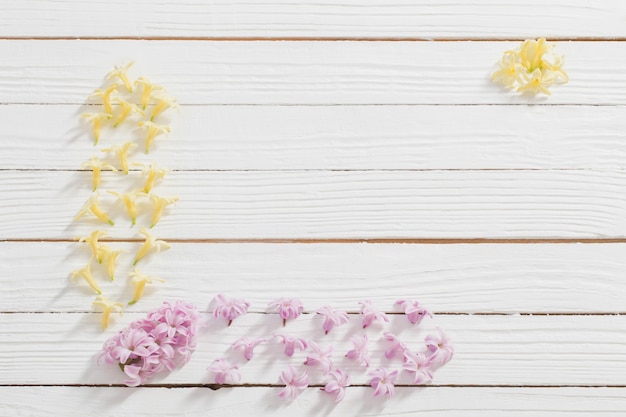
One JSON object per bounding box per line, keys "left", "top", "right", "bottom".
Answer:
{"left": 382, "top": 332, "right": 407, "bottom": 359}
{"left": 425, "top": 327, "right": 454, "bottom": 365}
{"left": 274, "top": 332, "right": 308, "bottom": 357}
{"left": 345, "top": 334, "right": 370, "bottom": 368}
{"left": 268, "top": 297, "right": 304, "bottom": 326}
{"left": 395, "top": 299, "right": 432, "bottom": 325}
{"left": 368, "top": 367, "right": 399, "bottom": 399}
{"left": 403, "top": 350, "right": 434, "bottom": 384}
{"left": 322, "top": 368, "right": 351, "bottom": 403}
{"left": 315, "top": 305, "right": 349, "bottom": 334}
{"left": 212, "top": 294, "right": 250, "bottom": 326}
{"left": 208, "top": 358, "right": 241, "bottom": 385}
{"left": 304, "top": 341, "right": 334, "bottom": 375}
{"left": 231, "top": 336, "right": 267, "bottom": 361}
{"left": 358, "top": 300, "right": 389, "bottom": 329}
{"left": 277, "top": 365, "right": 309, "bottom": 401}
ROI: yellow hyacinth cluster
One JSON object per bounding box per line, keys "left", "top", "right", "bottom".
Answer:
{"left": 72, "top": 62, "right": 178, "bottom": 329}
{"left": 491, "top": 38, "right": 568, "bottom": 95}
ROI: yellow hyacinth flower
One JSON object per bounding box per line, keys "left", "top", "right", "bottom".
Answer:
{"left": 134, "top": 77, "right": 164, "bottom": 110}
{"left": 133, "top": 227, "right": 171, "bottom": 265}
{"left": 106, "top": 61, "right": 135, "bottom": 92}
{"left": 99, "top": 244, "right": 123, "bottom": 280}
{"left": 92, "top": 295, "right": 124, "bottom": 330}
{"left": 149, "top": 195, "right": 179, "bottom": 228}
{"left": 81, "top": 112, "right": 112, "bottom": 145}
{"left": 113, "top": 97, "right": 144, "bottom": 128}
{"left": 76, "top": 229, "right": 109, "bottom": 263}
{"left": 137, "top": 121, "right": 171, "bottom": 154}
{"left": 70, "top": 262, "right": 101, "bottom": 294}
{"left": 150, "top": 91, "right": 178, "bottom": 121}
{"left": 82, "top": 155, "right": 117, "bottom": 191}
{"left": 108, "top": 189, "right": 146, "bottom": 226}
{"left": 74, "top": 192, "right": 114, "bottom": 226}
{"left": 90, "top": 84, "right": 119, "bottom": 114}
{"left": 128, "top": 268, "right": 166, "bottom": 305}
{"left": 136, "top": 162, "right": 167, "bottom": 193}
{"left": 101, "top": 142, "right": 137, "bottom": 175}
{"left": 491, "top": 38, "right": 567, "bottom": 95}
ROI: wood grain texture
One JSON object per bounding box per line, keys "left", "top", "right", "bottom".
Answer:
{"left": 2, "top": 241, "right": 626, "bottom": 314}
{"left": 3, "top": 104, "right": 626, "bottom": 170}
{"left": 2, "top": 386, "right": 626, "bottom": 417}
{"left": 2, "top": 313, "right": 625, "bottom": 385}
{"left": 1, "top": 41, "right": 626, "bottom": 105}
{"left": 1, "top": 170, "right": 626, "bottom": 239}
{"left": 2, "top": 1, "right": 626, "bottom": 39}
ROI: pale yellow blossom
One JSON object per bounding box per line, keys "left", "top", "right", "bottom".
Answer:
{"left": 70, "top": 262, "right": 101, "bottom": 294}
{"left": 101, "top": 142, "right": 137, "bottom": 174}
{"left": 81, "top": 112, "right": 112, "bottom": 145}
{"left": 134, "top": 77, "right": 164, "bottom": 110}
{"left": 133, "top": 227, "right": 171, "bottom": 265}
{"left": 99, "top": 244, "right": 123, "bottom": 280}
{"left": 106, "top": 61, "right": 135, "bottom": 92}
{"left": 76, "top": 229, "right": 109, "bottom": 263}
{"left": 108, "top": 189, "right": 146, "bottom": 226}
{"left": 113, "top": 97, "right": 144, "bottom": 127}
{"left": 128, "top": 267, "right": 166, "bottom": 305}
{"left": 82, "top": 155, "right": 117, "bottom": 191}
{"left": 92, "top": 295, "right": 124, "bottom": 330}
{"left": 149, "top": 195, "right": 179, "bottom": 228}
{"left": 150, "top": 91, "right": 178, "bottom": 121}
{"left": 74, "top": 192, "right": 114, "bottom": 225}
{"left": 137, "top": 121, "right": 171, "bottom": 154}
{"left": 136, "top": 162, "right": 167, "bottom": 193}
{"left": 90, "top": 84, "right": 119, "bottom": 114}
{"left": 491, "top": 38, "right": 567, "bottom": 95}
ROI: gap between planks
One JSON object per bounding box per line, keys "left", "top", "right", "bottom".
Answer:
{"left": 2, "top": 37, "right": 626, "bottom": 42}
{"left": 2, "top": 383, "right": 626, "bottom": 388}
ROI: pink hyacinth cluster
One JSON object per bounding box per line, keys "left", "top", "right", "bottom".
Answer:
{"left": 206, "top": 296, "right": 453, "bottom": 403}
{"left": 98, "top": 300, "right": 203, "bottom": 386}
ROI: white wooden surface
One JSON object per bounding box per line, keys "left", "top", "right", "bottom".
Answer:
{"left": 1, "top": 2, "right": 625, "bottom": 416}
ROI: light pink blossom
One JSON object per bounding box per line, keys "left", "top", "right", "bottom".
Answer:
{"left": 358, "top": 300, "right": 389, "bottom": 328}
{"left": 212, "top": 294, "right": 250, "bottom": 326}
{"left": 98, "top": 301, "right": 203, "bottom": 386}
{"left": 231, "top": 336, "right": 267, "bottom": 361}
{"left": 277, "top": 365, "right": 308, "bottom": 401}
{"left": 315, "top": 305, "right": 349, "bottom": 334}
{"left": 268, "top": 297, "right": 304, "bottom": 326}
{"left": 345, "top": 334, "right": 370, "bottom": 368}
{"left": 274, "top": 332, "right": 308, "bottom": 357}
{"left": 368, "top": 367, "right": 399, "bottom": 399}
{"left": 304, "top": 341, "right": 334, "bottom": 375}
{"left": 322, "top": 368, "right": 350, "bottom": 403}
{"left": 425, "top": 327, "right": 454, "bottom": 365}
{"left": 208, "top": 358, "right": 241, "bottom": 385}
{"left": 403, "top": 350, "right": 434, "bottom": 384}
{"left": 382, "top": 332, "right": 407, "bottom": 359}
{"left": 395, "top": 299, "right": 432, "bottom": 325}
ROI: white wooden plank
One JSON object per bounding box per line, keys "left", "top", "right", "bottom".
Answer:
{"left": 2, "top": 1, "right": 626, "bottom": 39}
{"left": 2, "top": 242, "right": 626, "bottom": 314}
{"left": 1, "top": 170, "right": 626, "bottom": 239}
{"left": 2, "top": 386, "right": 626, "bottom": 417}
{"left": 1, "top": 41, "right": 625, "bottom": 105}
{"left": 3, "top": 104, "right": 626, "bottom": 170}
{"left": 2, "top": 313, "right": 625, "bottom": 386}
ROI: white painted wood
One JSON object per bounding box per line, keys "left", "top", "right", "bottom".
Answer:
{"left": 1, "top": 41, "right": 625, "bottom": 105}
{"left": 2, "top": 386, "right": 626, "bottom": 417}
{"left": 3, "top": 104, "right": 626, "bottom": 170}
{"left": 2, "top": 242, "right": 626, "bottom": 314}
{"left": 2, "top": 313, "right": 625, "bottom": 385}
{"left": 2, "top": 1, "right": 626, "bottom": 39}
{"left": 1, "top": 170, "right": 626, "bottom": 239}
